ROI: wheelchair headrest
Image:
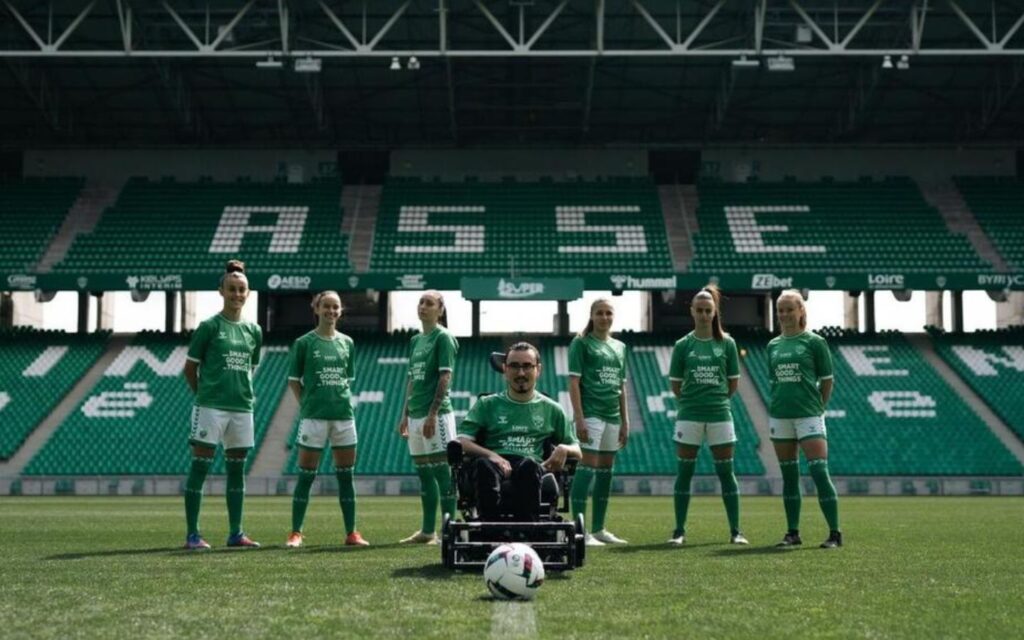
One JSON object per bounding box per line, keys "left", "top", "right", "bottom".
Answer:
{"left": 488, "top": 351, "right": 505, "bottom": 374}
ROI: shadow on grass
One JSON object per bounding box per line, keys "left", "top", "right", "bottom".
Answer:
{"left": 47, "top": 541, "right": 415, "bottom": 561}
{"left": 709, "top": 545, "right": 802, "bottom": 557}
{"left": 298, "top": 542, "right": 405, "bottom": 554}
{"left": 604, "top": 542, "right": 719, "bottom": 554}
{"left": 46, "top": 547, "right": 182, "bottom": 561}
{"left": 390, "top": 563, "right": 456, "bottom": 580}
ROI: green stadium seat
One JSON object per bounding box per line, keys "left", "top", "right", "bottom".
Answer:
{"left": 953, "top": 177, "right": 1024, "bottom": 270}
{"left": 739, "top": 328, "right": 1021, "bottom": 476}
{"left": 52, "top": 178, "right": 350, "bottom": 275}
{"left": 23, "top": 331, "right": 289, "bottom": 476}
{"left": 690, "top": 180, "right": 989, "bottom": 273}
{"left": 0, "top": 329, "right": 107, "bottom": 459}
{"left": 0, "top": 177, "right": 83, "bottom": 272}
{"left": 370, "top": 178, "right": 672, "bottom": 274}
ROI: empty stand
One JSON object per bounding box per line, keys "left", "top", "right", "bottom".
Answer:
{"left": 23, "top": 332, "right": 288, "bottom": 475}
{"left": 0, "top": 329, "right": 108, "bottom": 459}
{"left": 0, "top": 177, "right": 83, "bottom": 272}
{"left": 371, "top": 178, "right": 672, "bottom": 273}
{"left": 953, "top": 177, "right": 1024, "bottom": 270}
{"left": 934, "top": 328, "right": 1024, "bottom": 443}
{"left": 740, "top": 328, "right": 1021, "bottom": 476}
{"left": 690, "top": 179, "right": 990, "bottom": 273}
{"left": 52, "top": 178, "right": 350, "bottom": 274}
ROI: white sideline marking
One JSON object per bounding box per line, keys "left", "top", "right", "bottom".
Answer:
{"left": 490, "top": 601, "right": 537, "bottom": 639}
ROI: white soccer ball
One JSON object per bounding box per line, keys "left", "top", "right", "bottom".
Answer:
{"left": 483, "top": 543, "right": 545, "bottom": 601}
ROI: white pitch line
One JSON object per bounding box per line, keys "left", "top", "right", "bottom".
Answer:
{"left": 490, "top": 601, "right": 538, "bottom": 639}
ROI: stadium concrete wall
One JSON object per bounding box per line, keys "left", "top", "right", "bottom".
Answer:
{"left": 390, "top": 149, "right": 648, "bottom": 180}
{"left": 703, "top": 146, "right": 1016, "bottom": 182}
{"left": 24, "top": 149, "right": 338, "bottom": 182}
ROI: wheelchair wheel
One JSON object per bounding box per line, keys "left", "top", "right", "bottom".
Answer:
{"left": 574, "top": 513, "right": 587, "bottom": 568}
{"left": 441, "top": 514, "right": 454, "bottom": 569}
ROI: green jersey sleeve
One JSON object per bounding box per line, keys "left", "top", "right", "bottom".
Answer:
{"left": 251, "top": 324, "right": 263, "bottom": 368}
{"left": 668, "top": 339, "right": 686, "bottom": 381}
{"left": 186, "top": 320, "right": 213, "bottom": 363}
{"left": 551, "top": 404, "right": 578, "bottom": 446}
{"left": 458, "top": 397, "right": 487, "bottom": 440}
{"left": 437, "top": 331, "right": 457, "bottom": 372}
{"left": 567, "top": 337, "right": 584, "bottom": 377}
{"left": 726, "top": 338, "right": 740, "bottom": 379}
{"left": 287, "top": 337, "right": 305, "bottom": 381}
{"left": 813, "top": 336, "right": 833, "bottom": 380}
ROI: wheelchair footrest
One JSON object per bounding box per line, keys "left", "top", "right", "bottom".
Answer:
{"left": 442, "top": 519, "right": 585, "bottom": 572}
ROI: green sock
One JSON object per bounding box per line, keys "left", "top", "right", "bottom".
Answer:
{"left": 336, "top": 466, "right": 357, "bottom": 535}
{"left": 570, "top": 465, "right": 595, "bottom": 524}
{"left": 591, "top": 468, "right": 614, "bottom": 532}
{"left": 432, "top": 463, "right": 456, "bottom": 521}
{"left": 416, "top": 463, "right": 439, "bottom": 534}
{"left": 291, "top": 468, "right": 317, "bottom": 533}
{"left": 714, "top": 457, "right": 741, "bottom": 533}
{"left": 184, "top": 456, "right": 211, "bottom": 536}
{"left": 780, "top": 459, "right": 802, "bottom": 532}
{"left": 808, "top": 458, "right": 840, "bottom": 531}
{"left": 673, "top": 458, "right": 697, "bottom": 535}
{"left": 225, "top": 457, "right": 246, "bottom": 536}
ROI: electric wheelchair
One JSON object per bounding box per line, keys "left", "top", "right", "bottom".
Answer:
{"left": 440, "top": 353, "right": 587, "bottom": 571}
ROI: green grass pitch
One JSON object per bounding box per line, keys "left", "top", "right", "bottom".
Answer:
{"left": 1, "top": 496, "right": 1020, "bottom": 639}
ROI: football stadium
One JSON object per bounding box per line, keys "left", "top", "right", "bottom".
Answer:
{"left": 1, "top": 1, "right": 1023, "bottom": 638}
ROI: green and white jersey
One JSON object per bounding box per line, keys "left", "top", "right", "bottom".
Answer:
{"left": 766, "top": 330, "right": 834, "bottom": 419}
{"left": 187, "top": 313, "right": 262, "bottom": 413}
{"left": 669, "top": 333, "right": 740, "bottom": 423}
{"left": 458, "top": 391, "right": 578, "bottom": 460}
{"left": 288, "top": 331, "right": 355, "bottom": 421}
{"left": 567, "top": 334, "right": 628, "bottom": 424}
{"left": 406, "top": 326, "right": 459, "bottom": 419}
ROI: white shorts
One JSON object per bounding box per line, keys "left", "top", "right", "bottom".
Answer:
{"left": 190, "top": 406, "right": 254, "bottom": 450}
{"left": 581, "top": 417, "right": 622, "bottom": 453}
{"left": 769, "top": 415, "right": 827, "bottom": 441}
{"left": 674, "top": 420, "right": 736, "bottom": 447}
{"left": 297, "top": 419, "right": 357, "bottom": 450}
{"left": 407, "top": 412, "right": 458, "bottom": 458}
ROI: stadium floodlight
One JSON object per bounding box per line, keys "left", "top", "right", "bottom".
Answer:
{"left": 407, "top": 56, "right": 421, "bottom": 70}
{"left": 897, "top": 54, "right": 910, "bottom": 70}
{"left": 294, "top": 57, "right": 322, "bottom": 73}
{"left": 882, "top": 55, "right": 894, "bottom": 69}
{"left": 766, "top": 56, "right": 795, "bottom": 72}
{"left": 731, "top": 55, "right": 760, "bottom": 69}
{"left": 390, "top": 56, "right": 402, "bottom": 71}
{"left": 255, "top": 56, "right": 283, "bottom": 69}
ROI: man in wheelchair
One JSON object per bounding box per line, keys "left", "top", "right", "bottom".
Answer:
{"left": 441, "top": 342, "right": 587, "bottom": 571}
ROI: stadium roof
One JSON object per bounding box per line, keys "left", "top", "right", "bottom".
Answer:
{"left": 2, "top": 0, "right": 1024, "bottom": 148}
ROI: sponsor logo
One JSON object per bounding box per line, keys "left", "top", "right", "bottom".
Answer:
{"left": 125, "top": 275, "right": 184, "bottom": 291}
{"left": 825, "top": 276, "right": 837, "bottom": 288}
{"left": 978, "top": 274, "right": 1024, "bottom": 288}
{"left": 497, "top": 279, "right": 544, "bottom": 299}
{"left": 397, "top": 274, "right": 425, "bottom": 289}
{"left": 868, "top": 274, "right": 905, "bottom": 289}
{"left": 267, "top": 274, "right": 311, "bottom": 290}
{"left": 610, "top": 274, "right": 678, "bottom": 290}
{"left": 6, "top": 274, "right": 36, "bottom": 290}
{"left": 751, "top": 274, "right": 793, "bottom": 289}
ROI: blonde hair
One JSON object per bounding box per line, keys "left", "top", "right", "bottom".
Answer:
{"left": 776, "top": 289, "right": 807, "bottom": 329}
{"left": 691, "top": 285, "right": 725, "bottom": 341}
{"left": 579, "top": 297, "right": 615, "bottom": 338}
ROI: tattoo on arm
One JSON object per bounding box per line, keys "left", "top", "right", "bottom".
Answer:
{"left": 429, "top": 371, "right": 451, "bottom": 416}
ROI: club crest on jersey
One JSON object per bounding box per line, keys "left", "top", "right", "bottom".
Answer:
{"left": 712, "top": 347, "right": 724, "bottom": 357}
{"left": 795, "top": 345, "right": 807, "bottom": 355}
{"left": 531, "top": 414, "right": 545, "bottom": 429}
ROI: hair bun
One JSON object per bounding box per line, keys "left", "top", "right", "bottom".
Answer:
{"left": 225, "top": 259, "right": 246, "bottom": 274}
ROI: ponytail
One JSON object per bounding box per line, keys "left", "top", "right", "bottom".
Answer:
{"left": 692, "top": 285, "right": 726, "bottom": 341}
